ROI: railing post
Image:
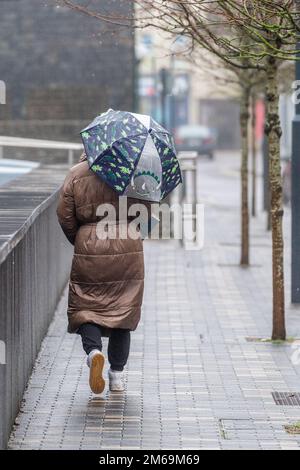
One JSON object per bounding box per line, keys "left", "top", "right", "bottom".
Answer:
{"left": 195, "top": 153, "right": 202, "bottom": 203}
{"left": 177, "top": 151, "right": 198, "bottom": 249}
{"left": 0, "top": 146, "right": 3, "bottom": 159}
{"left": 68, "top": 149, "right": 74, "bottom": 166}
{"left": 184, "top": 160, "right": 196, "bottom": 205}
{"left": 169, "top": 176, "right": 183, "bottom": 241}
{"left": 183, "top": 159, "right": 196, "bottom": 250}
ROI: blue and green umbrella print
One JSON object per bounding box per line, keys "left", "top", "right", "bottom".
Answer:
{"left": 80, "top": 109, "right": 182, "bottom": 202}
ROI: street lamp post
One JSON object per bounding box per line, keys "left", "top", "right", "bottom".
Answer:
{"left": 292, "top": 40, "right": 300, "bottom": 303}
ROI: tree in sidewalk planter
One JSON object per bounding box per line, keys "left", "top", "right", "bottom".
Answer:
{"left": 60, "top": 0, "right": 300, "bottom": 341}
{"left": 263, "top": 62, "right": 295, "bottom": 231}
{"left": 133, "top": 0, "right": 300, "bottom": 341}
{"left": 189, "top": 49, "right": 265, "bottom": 265}
{"left": 238, "top": 72, "right": 255, "bottom": 265}
{"left": 232, "top": 68, "right": 266, "bottom": 265}
{"left": 245, "top": 75, "right": 289, "bottom": 223}
{"left": 60, "top": 0, "right": 260, "bottom": 267}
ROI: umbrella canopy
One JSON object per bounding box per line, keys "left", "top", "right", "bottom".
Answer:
{"left": 81, "top": 109, "right": 182, "bottom": 202}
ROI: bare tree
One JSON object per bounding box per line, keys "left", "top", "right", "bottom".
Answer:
{"left": 60, "top": 0, "right": 300, "bottom": 340}
{"left": 183, "top": 49, "right": 265, "bottom": 265}
{"left": 133, "top": 0, "right": 300, "bottom": 340}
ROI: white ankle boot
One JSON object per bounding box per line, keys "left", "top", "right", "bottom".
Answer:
{"left": 108, "top": 368, "right": 125, "bottom": 392}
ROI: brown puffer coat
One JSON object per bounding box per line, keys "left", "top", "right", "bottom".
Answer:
{"left": 57, "top": 155, "right": 150, "bottom": 334}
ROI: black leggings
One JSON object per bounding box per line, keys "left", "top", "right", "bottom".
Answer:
{"left": 78, "top": 323, "right": 130, "bottom": 372}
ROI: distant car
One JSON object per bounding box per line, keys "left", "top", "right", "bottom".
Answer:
{"left": 174, "top": 125, "right": 217, "bottom": 159}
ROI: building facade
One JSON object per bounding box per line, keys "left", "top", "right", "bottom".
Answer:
{"left": 136, "top": 28, "right": 242, "bottom": 150}
{"left": 0, "top": 0, "right": 135, "bottom": 145}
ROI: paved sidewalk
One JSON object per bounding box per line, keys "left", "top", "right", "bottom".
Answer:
{"left": 9, "top": 153, "right": 300, "bottom": 450}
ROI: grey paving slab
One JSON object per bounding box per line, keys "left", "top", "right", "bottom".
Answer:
{"left": 8, "top": 152, "right": 300, "bottom": 450}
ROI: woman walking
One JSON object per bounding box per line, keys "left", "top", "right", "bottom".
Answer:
{"left": 57, "top": 109, "right": 181, "bottom": 395}
{"left": 57, "top": 152, "right": 148, "bottom": 394}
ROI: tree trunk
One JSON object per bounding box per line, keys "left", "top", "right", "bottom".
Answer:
{"left": 251, "top": 93, "right": 257, "bottom": 217}
{"left": 240, "top": 87, "right": 250, "bottom": 266}
{"left": 265, "top": 59, "right": 286, "bottom": 341}
{"left": 263, "top": 131, "right": 272, "bottom": 230}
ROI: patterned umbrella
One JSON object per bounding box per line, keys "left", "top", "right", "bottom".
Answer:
{"left": 81, "top": 109, "right": 182, "bottom": 202}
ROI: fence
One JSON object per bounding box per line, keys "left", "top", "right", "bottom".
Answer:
{"left": 0, "top": 164, "right": 73, "bottom": 449}
{"left": 0, "top": 140, "right": 202, "bottom": 449}
{"left": 0, "top": 136, "right": 83, "bottom": 165}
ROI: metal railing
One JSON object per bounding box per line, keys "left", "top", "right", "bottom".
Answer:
{"left": 0, "top": 165, "right": 73, "bottom": 449}
{"left": 171, "top": 151, "right": 201, "bottom": 249}
{"left": 0, "top": 136, "right": 83, "bottom": 165}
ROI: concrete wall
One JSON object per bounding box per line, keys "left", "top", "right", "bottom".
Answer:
{"left": 0, "top": 0, "right": 135, "bottom": 145}
{"left": 0, "top": 166, "right": 73, "bottom": 449}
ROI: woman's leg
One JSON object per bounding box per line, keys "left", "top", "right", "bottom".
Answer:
{"left": 108, "top": 329, "right": 131, "bottom": 371}
{"left": 78, "top": 323, "right": 103, "bottom": 355}
{"left": 78, "top": 323, "right": 105, "bottom": 394}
